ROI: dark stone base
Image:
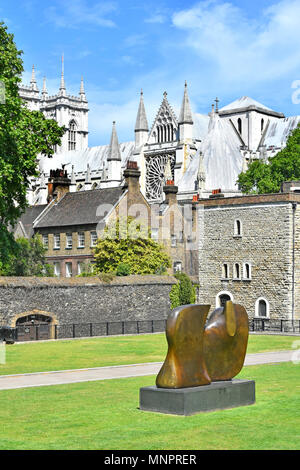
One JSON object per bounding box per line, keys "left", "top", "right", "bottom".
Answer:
{"left": 139, "top": 379, "right": 255, "bottom": 416}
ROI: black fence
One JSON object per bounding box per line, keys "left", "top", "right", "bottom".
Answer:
{"left": 250, "top": 318, "right": 300, "bottom": 333}
{"left": 13, "top": 317, "right": 300, "bottom": 342}
{"left": 55, "top": 319, "right": 168, "bottom": 339}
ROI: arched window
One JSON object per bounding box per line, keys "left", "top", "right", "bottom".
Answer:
{"left": 243, "top": 262, "right": 251, "bottom": 280}
{"left": 233, "top": 263, "right": 241, "bottom": 279}
{"left": 234, "top": 219, "right": 242, "bottom": 236}
{"left": 255, "top": 297, "right": 270, "bottom": 318}
{"left": 238, "top": 118, "right": 242, "bottom": 134}
{"left": 68, "top": 121, "right": 77, "bottom": 150}
{"left": 222, "top": 263, "right": 229, "bottom": 279}
{"left": 261, "top": 118, "right": 264, "bottom": 133}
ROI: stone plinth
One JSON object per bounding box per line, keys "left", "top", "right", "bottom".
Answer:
{"left": 139, "top": 379, "right": 255, "bottom": 416}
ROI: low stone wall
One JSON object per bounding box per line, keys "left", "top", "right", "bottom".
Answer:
{"left": 0, "top": 275, "right": 177, "bottom": 328}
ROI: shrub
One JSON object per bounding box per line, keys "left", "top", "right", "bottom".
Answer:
{"left": 169, "top": 272, "right": 196, "bottom": 309}
{"left": 116, "top": 263, "right": 131, "bottom": 276}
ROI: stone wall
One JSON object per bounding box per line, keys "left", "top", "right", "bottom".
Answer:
{"left": 198, "top": 201, "right": 295, "bottom": 320}
{"left": 0, "top": 275, "right": 177, "bottom": 328}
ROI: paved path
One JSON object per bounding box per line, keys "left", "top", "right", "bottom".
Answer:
{"left": 0, "top": 350, "right": 295, "bottom": 391}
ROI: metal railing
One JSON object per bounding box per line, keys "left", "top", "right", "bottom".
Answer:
{"left": 14, "top": 317, "right": 300, "bottom": 342}
{"left": 250, "top": 318, "right": 300, "bottom": 333}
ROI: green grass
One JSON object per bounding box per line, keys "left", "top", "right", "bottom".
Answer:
{"left": 0, "top": 333, "right": 296, "bottom": 376}
{"left": 0, "top": 362, "right": 299, "bottom": 450}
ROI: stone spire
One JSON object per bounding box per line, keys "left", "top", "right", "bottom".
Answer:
{"left": 135, "top": 89, "right": 148, "bottom": 132}
{"left": 85, "top": 163, "right": 92, "bottom": 190}
{"left": 30, "top": 65, "right": 38, "bottom": 91}
{"left": 178, "top": 81, "right": 193, "bottom": 125}
{"left": 41, "top": 77, "right": 48, "bottom": 100}
{"left": 134, "top": 89, "right": 149, "bottom": 148}
{"left": 59, "top": 54, "right": 66, "bottom": 95}
{"left": 70, "top": 165, "right": 76, "bottom": 192}
{"left": 79, "top": 76, "right": 86, "bottom": 101}
{"left": 178, "top": 81, "right": 193, "bottom": 142}
{"left": 107, "top": 121, "right": 121, "bottom": 161}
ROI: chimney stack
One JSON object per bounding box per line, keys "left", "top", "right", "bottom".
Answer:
{"left": 163, "top": 180, "right": 178, "bottom": 206}
{"left": 47, "top": 168, "right": 71, "bottom": 203}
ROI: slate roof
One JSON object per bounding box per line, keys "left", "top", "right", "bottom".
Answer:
{"left": 35, "top": 187, "right": 124, "bottom": 228}
{"left": 18, "top": 205, "right": 47, "bottom": 237}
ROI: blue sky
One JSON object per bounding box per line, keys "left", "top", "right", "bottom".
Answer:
{"left": 1, "top": 0, "right": 300, "bottom": 146}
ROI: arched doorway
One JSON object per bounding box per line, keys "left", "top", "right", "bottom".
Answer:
{"left": 12, "top": 310, "right": 58, "bottom": 341}
{"left": 216, "top": 291, "right": 233, "bottom": 308}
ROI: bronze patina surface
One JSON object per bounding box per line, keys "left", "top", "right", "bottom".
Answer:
{"left": 203, "top": 301, "right": 249, "bottom": 381}
{"left": 156, "top": 304, "right": 211, "bottom": 389}
{"left": 156, "top": 301, "right": 249, "bottom": 389}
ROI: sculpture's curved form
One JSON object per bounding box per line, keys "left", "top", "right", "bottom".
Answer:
{"left": 203, "top": 301, "right": 249, "bottom": 381}
{"left": 156, "top": 304, "right": 211, "bottom": 389}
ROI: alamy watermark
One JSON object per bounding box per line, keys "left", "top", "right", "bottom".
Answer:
{"left": 291, "top": 80, "right": 300, "bottom": 104}
{"left": 291, "top": 340, "right": 300, "bottom": 364}
{"left": 95, "top": 201, "right": 204, "bottom": 252}
{"left": 0, "top": 80, "right": 5, "bottom": 104}
{"left": 0, "top": 341, "right": 6, "bottom": 365}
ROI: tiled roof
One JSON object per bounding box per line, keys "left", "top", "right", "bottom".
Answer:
{"left": 35, "top": 187, "right": 124, "bottom": 228}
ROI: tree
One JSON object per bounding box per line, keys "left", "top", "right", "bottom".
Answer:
{"left": 0, "top": 234, "right": 54, "bottom": 277}
{"left": 93, "top": 217, "right": 171, "bottom": 275}
{"left": 0, "top": 21, "right": 65, "bottom": 261}
{"left": 169, "top": 273, "right": 196, "bottom": 309}
{"left": 237, "top": 124, "right": 300, "bottom": 194}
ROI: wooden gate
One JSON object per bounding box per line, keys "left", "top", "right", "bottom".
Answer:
{"left": 16, "top": 314, "right": 52, "bottom": 341}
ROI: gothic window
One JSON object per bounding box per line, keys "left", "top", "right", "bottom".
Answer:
{"left": 145, "top": 154, "right": 175, "bottom": 200}
{"left": 261, "top": 118, "right": 264, "bottom": 133}
{"left": 68, "top": 120, "right": 77, "bottom": 151}
{"left": 238, "top": 118, "right": 242, "bottom": 135}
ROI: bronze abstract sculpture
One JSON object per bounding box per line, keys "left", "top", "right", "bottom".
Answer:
{"left": 156, "top": 301, "right": 249, "bottom": 389}
{"left": 156, "top": 304, "right": 211, "bottom": 388}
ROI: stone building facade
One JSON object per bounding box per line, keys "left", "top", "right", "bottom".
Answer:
{"left": 198, "top": 192, "right": 300, "bottom": 321}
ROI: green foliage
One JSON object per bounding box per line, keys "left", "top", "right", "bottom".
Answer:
{"left": 237, "top": 124, "right": 300, "bottom": 194}
{"left": 116, "top": 262, "right": 131, "bottom": 276}
{"left": 169, "top": 283, "right": 180, "bottom": 309}
{"left": 77, "top": 262, "right": 95, "bottom": 277}
{"left": 0, "top": 234, "right": 53, "bottom": 277}
{"left": 93, "top": 217, "right": 171, "bottom": 275}
{"left": 0, "top": 21, "right": 65, "bottom": 261}
{"left": 169, "top": 272, "right": 196, "bottom": 309}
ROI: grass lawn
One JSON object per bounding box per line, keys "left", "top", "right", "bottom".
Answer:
{"left": 0, "top": 333, "right": 296, "bottom": 376}
{"left": 0, "top": 362, "right": 299, "bottom": 450}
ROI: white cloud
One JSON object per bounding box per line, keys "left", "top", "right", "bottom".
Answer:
{"left": 45, "top": 0, "right": 117, "bottom": 29}
{"left": 172, "top": 0, "right": 300, "bottom": 84}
